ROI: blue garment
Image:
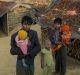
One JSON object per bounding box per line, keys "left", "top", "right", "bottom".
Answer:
{"left": 49, "top": 29, "right": 62, "bottom": 48}
{"left": 54, "top": 30, "right": 60, "bottom": 44}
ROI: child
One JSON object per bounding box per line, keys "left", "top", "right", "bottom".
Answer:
{"left": 15, "top": 30, "right": 29, "bottom": 67}
{"left": 61, "top": 25, "right": 71, "bottom": 44}
{"left": 41, "top": 39, "right": 54, "bottom": 75}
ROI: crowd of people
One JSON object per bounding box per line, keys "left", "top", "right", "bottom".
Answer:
{"left": 10, "top": 15, "right": 73, "bottom": 75}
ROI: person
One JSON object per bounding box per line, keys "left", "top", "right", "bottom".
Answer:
{"left": 41, "top": 39, "right": 55, "bottom": 75}
{"left": 15, "top": 30, "right": 29, "bottom": 67}
{"left": 49, "top": 18, "right": 69, "bottom": 75}
{"left": 61, "top": 25, "right": 71, "bottom": 45}
{"left": 10, "top": 15, "right": 41, "bottom": 75}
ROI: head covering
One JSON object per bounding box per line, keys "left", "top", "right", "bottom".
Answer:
{"left": 62, "top": 25, "right": 71, "bottom": 32}
{"left": 18, "top": 30, "right": 28, "bottom": 40}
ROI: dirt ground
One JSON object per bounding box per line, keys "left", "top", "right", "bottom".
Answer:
{"left": 0, "top": 25, "right": 80, "bottom": 75}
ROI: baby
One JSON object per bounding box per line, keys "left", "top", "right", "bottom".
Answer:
{"left": 15, "top": 30, "right": 29, "bottom": 67}
{"left": 61, "top": 25, "right": 71, "bottom": 44}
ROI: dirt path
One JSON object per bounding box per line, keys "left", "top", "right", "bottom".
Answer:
{"left": 0, "top": 25, "right": 80, "bottom": 75}
{"left": 0, "top": 36, "right": 16, "bottom": 75}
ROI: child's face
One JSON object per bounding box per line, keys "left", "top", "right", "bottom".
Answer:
{"left": 45, "top": 40, "right": 51, "bottom": 49}
{"left": 63, "top": 32, "right": 69, "bottom": 35}
{"left": 62, "top": 32, "right": 69, "bottom": 39}
{"left": 45, "top": 43, "right": 51, "bottom": 48}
